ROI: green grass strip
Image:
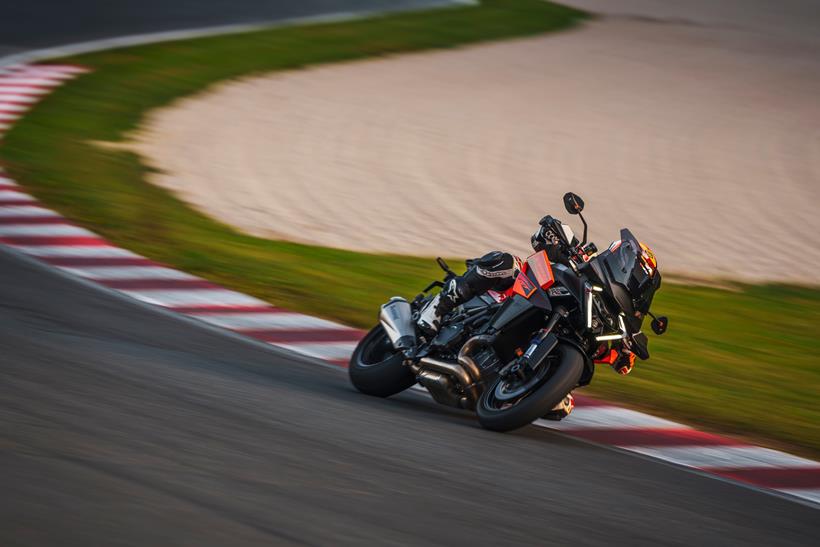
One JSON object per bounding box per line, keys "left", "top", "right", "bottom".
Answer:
{"left": 2, "top": 0, "right": 819, "bottom": 457}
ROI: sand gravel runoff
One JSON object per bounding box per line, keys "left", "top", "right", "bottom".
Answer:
{"left": 131, "top": 3, "right": 820, "bottom": 284}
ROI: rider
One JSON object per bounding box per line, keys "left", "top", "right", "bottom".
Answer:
{"left": 417, "top": 215, "right": 637, "bottom": 379}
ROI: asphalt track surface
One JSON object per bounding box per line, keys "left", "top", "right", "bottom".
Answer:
{"left": 2, "top": 248, "right": 819, "bottom": 545}
{"left": 0, "top": 0, "right": 454, "bottom": 58}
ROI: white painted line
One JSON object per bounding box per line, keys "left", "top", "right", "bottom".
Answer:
{"left": 0, "top": 104, "right": 28, "bottom": 113}
{"left": 0, "top": 205, "right": 59, "bottom": 217}
{"left": 33, "top": 65, "right": 89, "bottom": 74}
{"left": 10, "top": 67, "right": 83, "bottom": 78}
{"left": 10, "top": 245, "right": 140, "bottom": 258}
{"left": 629, "top": 446, "right": 820, "bottom": 470}
{"left": 0, "top": 123, "right": 9, "bottom": 131}
{"left": 0, "top": 223, "right": 96, "bottom": 236}
{"left": 58, "top": 266, "right": 199, "bottom": 281}
{"left": 190, "top": 311, "right": 348, "bottom": 331}
{"left": 0, "top": 86, "right": 50, "bottom": 95}
{"left": 0, "top": 190, "right": 34, "bottom": 202}
{"left": 276, "top": 341, "right": 358, "bottom": 361}
{"left": 778, "top": 488, "right": 820, "bottom": 505}
{"left": 540, "top": 406, "right": 686, "bottom": 430}
{"left": 0, "top": 94, "right": 39, "bottom": 103}
{"left": 0, "top": 78, "right": 64, "bottom": 86}
{"left": 120, "top": 289, "right": 267, "bottom": 307}
{"left": 0, "top": 111, "right": 22, "bottom": 120}
{"left": 0, "top": 176, "right": 17, "bottom": 186}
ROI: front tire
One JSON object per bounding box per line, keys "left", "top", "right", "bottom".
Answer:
{"left": 349, "top": 325, "right": 416, "bottom": 397}
{"left": 477, "top": 344, "right": 584, "bottom": 432}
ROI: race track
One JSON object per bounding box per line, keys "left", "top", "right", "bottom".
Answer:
{"left": 1, "top": 247, "right": 818, "bottom": 544}
{"left": 0, "top": 0, "right": 457, "bottom": 60}
{"left": 1, "top": 0, "right": 819, "bottom": 543}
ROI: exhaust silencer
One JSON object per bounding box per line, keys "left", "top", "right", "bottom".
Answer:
{"left": 379, "top": 297, "right": 416, "bottom": 352}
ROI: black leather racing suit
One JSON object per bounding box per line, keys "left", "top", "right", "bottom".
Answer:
{"left": 417, "top": 215, "right": 572, "bottom": 334}
{"left": 434, "top": 251, "right": 518, "bottom": 321}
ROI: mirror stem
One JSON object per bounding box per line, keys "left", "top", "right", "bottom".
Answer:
{"left": 577, "top": 212, "right": 588, "bottom": 246}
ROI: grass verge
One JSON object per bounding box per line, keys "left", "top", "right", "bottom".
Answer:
{"left": 2, "top": 0, "right": 819, "bottom": 457}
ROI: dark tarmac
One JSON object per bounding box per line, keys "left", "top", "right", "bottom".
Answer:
{"left": 1, "top": 247, "right": 817, "bottom": 545}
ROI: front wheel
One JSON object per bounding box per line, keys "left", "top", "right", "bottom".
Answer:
{"left": 476, "top": 344, "right": 584, "bottom": 432}
{"left": 349, "top": 325, "right": 416, "bottom": 397}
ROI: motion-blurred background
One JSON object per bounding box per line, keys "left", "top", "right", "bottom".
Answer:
{"left": 1, "top": 1, "right": 819, "bottom": 544}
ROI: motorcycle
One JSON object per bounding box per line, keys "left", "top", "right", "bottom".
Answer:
{"left": 348, "top": 193, "right": 668, "bottom": 431}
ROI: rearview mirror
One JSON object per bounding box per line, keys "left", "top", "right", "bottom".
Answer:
{"left": 563, "top": 192, "right": 585, "bottom": 215}
{"left": 651, "top": 316, "right": 669, "bottom": 335}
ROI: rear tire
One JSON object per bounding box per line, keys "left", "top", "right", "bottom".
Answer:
{"left": 349, "top": 325, "right": 416, "bottom": 397}
{"left": 476, "top": 344, "right": 584, "bottom": 432}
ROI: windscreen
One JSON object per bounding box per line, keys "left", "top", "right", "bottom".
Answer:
{"left": 605, "top": 230, "right": 641, "bottom": 288}
{"left": 602, "top": 228, "right": 661, "bottom": 330}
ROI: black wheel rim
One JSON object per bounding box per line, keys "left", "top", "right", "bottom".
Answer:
{"left": 483, "top": 359, "right": 554, "bottom": 411}
{"left": 359, "top": 329, "right": 398, "bottom": 367}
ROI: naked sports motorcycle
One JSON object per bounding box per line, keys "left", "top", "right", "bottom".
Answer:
{"left": 349, "top": 193, "right": 668, "bottom": 431}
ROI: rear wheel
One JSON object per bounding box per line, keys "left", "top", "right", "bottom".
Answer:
{"left": 348, "top": 325, "right": 416, "bottom": 397}
{"left": 476, "top": 344, "right": 584, "bottom": 432}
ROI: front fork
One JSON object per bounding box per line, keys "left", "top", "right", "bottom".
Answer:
{"left": 499, "top": 306, "right": 568, "bottom": 380}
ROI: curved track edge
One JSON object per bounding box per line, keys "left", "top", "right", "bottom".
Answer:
{"left": 1, "top": 63, "right": 818, "bottom": 509}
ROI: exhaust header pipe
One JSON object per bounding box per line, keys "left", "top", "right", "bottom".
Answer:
{"left": 418, "top": 356, "right": 479, "bottom": 409}
{"left": 379, "top": 297, "right": 416, "bottom": 352}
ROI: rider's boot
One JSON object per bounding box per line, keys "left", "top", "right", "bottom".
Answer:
{"left": 417, "top": 294, "right": 441, "bottom": 335}
{"left": 542, "top": 393, "right": 575, "bottom": 421}
{"left": 417, "top": 278, "right": 462, "bottom": 335}
{"left": 593, "top": 342, "right": 636, "bottom": 375}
